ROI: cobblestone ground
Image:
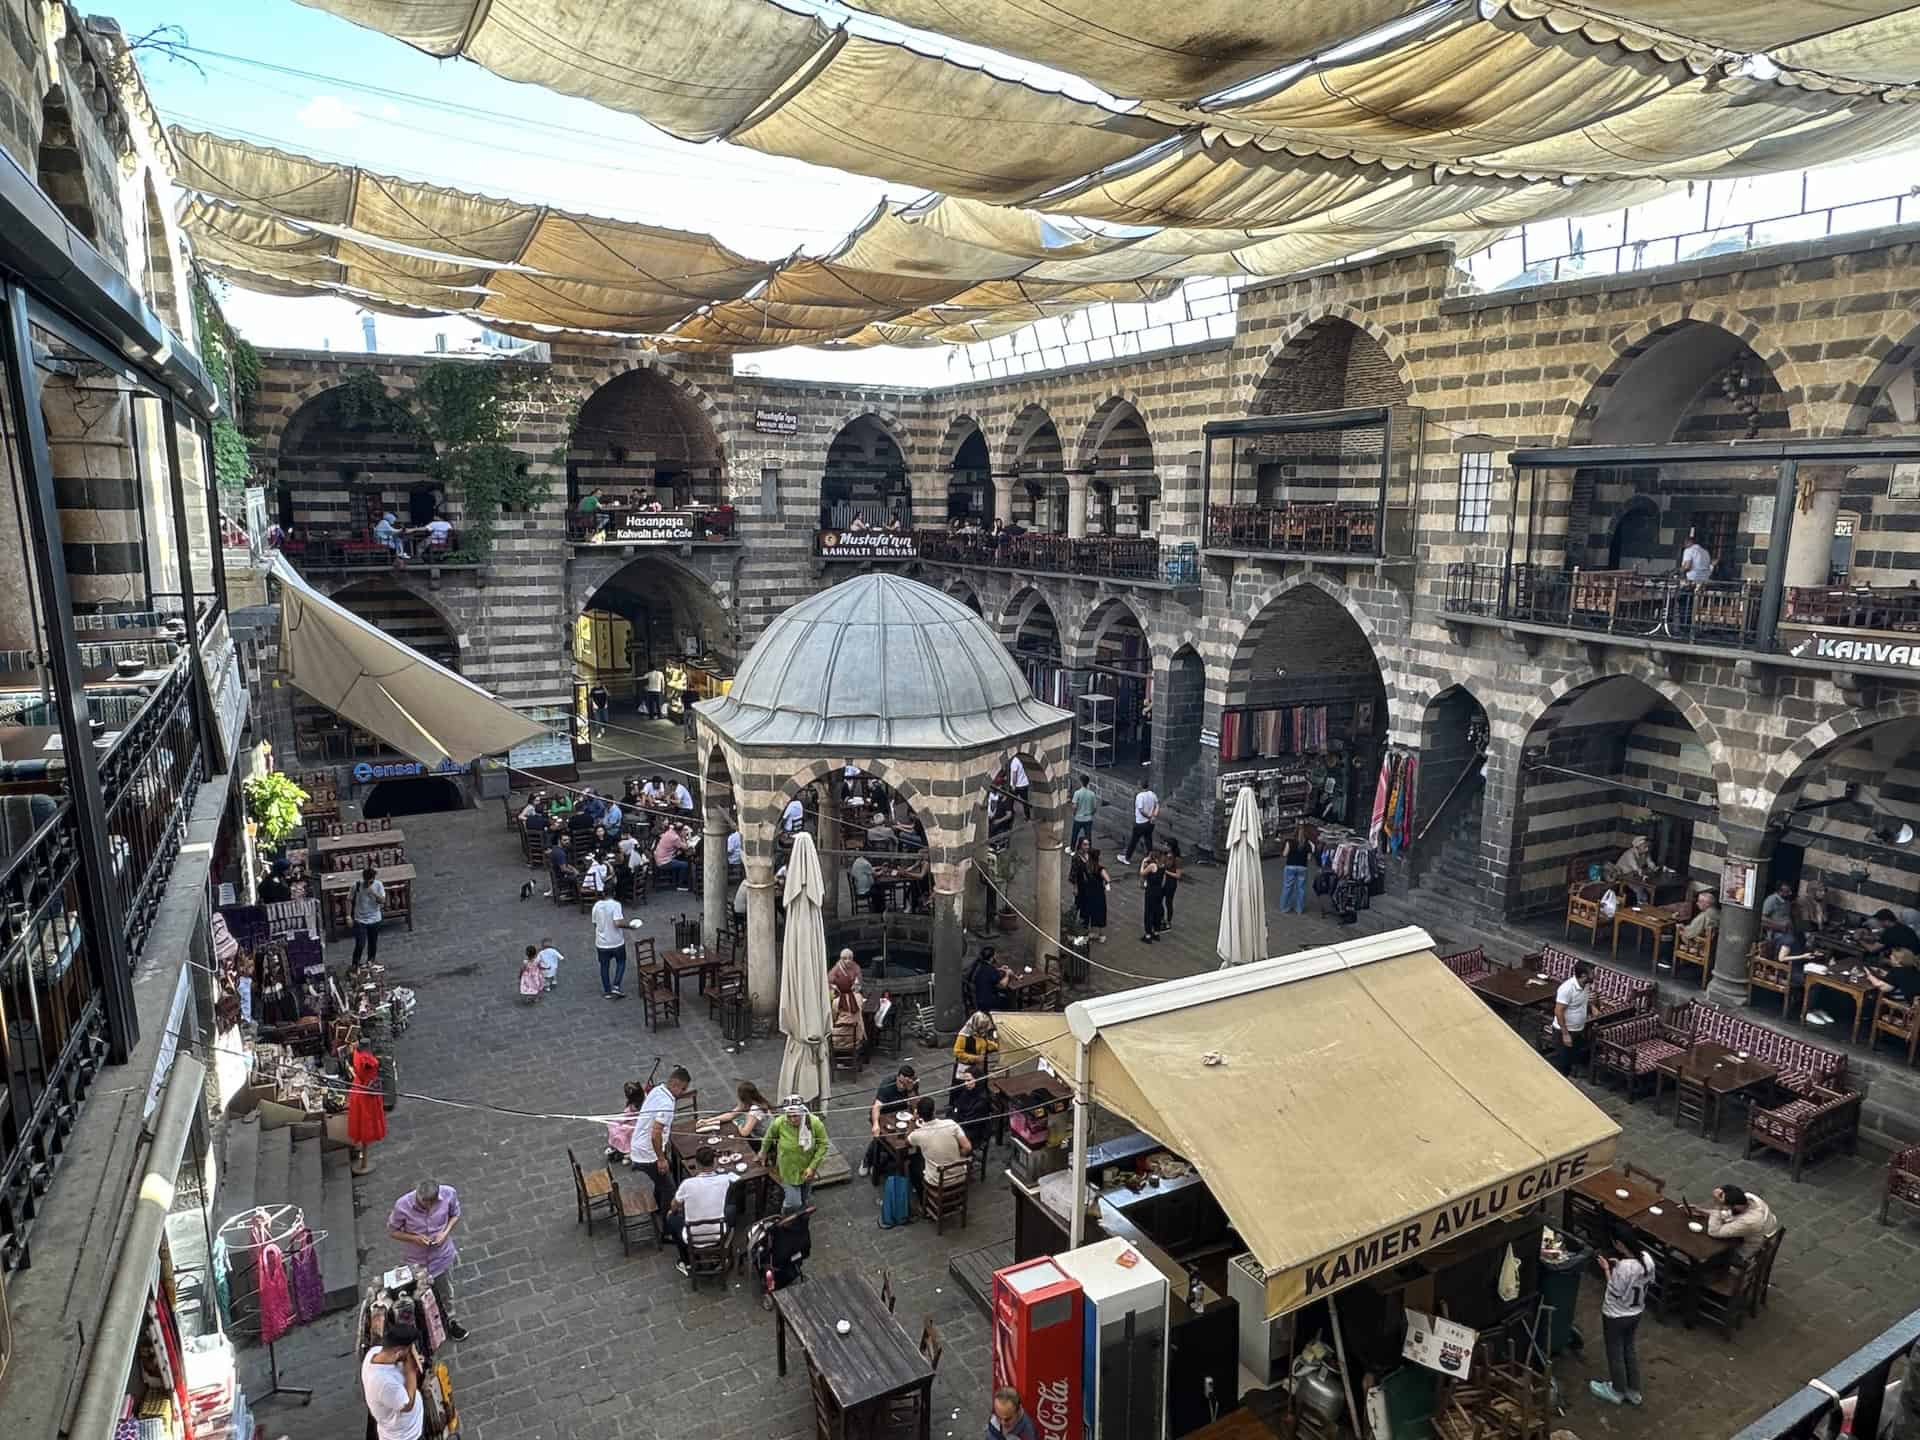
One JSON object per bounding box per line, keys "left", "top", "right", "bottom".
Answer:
{"left": 241, "top": 798, "right": 1918, "bottom": 1440}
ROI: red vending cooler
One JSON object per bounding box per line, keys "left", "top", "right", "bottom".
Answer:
{"left": 992, "top": 1257, "right": 1084, "bottom": 1440}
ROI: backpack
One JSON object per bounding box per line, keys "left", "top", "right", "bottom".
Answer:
{"left": 880, "top": 1172, "right": 911, "bottom": 1228}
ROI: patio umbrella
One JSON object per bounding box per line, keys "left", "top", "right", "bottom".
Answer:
{"left": 776, "top": 831, "right": 833, "bottom": 1105}
{"left": 1216, "top": 785, "right": 1269, "bottom": 969}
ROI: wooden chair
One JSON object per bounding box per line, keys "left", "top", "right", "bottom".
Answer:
{"left": 1674, "top": 1073, "right": 1710, "bottom": 1136}
{"left": 1754, "top": 1226, "right": 1786, "bottom": 1312}
{"left": 569, "top": 1148, "right": 616, "bottom": 1234}
{"left": 1561, "top": 1188, "right": 1608, "bottom": 1250}
{"left": 631, "top": 936, "right": 656, "bottom": 971}
{"left": 879, "top": 1268, "right": 896, "bottom": 1313}
{"left": 1747, "top": 946, "right": 1794, "bottom": 1015}
{"left": 641, "top": 972, "right": 681, "bottom": 1031}
{"left": 683, "top": 1218, "right": 733, "bottom": 1290}
{"left": 706, "top": 966, "right": 746, "bottom": 1023}
{"left": 922, "top": 1160, "right": 971, "bottom": 1235}
{"left": 609, "top": 1177, "right": 659, "bottom": 1254}
{"left": 1622, "top": 1163, "right": 1666, "bottom": 1194}
{"left": 919, "top": 1318, "right": 943, "bottom": 1373}
{"left": 1879, "top": 1146, "right": 1920, "bottom": 1226}
{"left": 674, "top": 914, "right": 701, "bottom": 951}
{"left": 1674, "top": 930, "right": 1714, "bottom": 989}
{"left": 1565, "top": 884, "right": 1607, "bottom": 948}
{"left": 830, "top": 1031, "right": 861, "bottom": 1077}
{"left": 1697, "top": 1232, "right": 1774, "bottom": 1336}
{"left": 1870, "top": 994, "right": 1920, "bottom": 1065}
{"left": 674, "top": 1087, "right": 700, "bottom": 1129}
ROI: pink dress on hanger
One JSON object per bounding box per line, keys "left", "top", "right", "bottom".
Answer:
{"left": 257, "top": 1235, "right": 295, "bottom": 1344}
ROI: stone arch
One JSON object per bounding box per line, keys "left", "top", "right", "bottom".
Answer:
{"left": 996, "top": 582, "right": 1064, "bottom": 654}
{"left": 1558, "top": 305, "right": 1806, "bottom": 447}
{"left": 1837, "top": 317, "right": 1920, "bottom": 436}
{"left": 1073, "top": 594, "right": 1155, "bottom": 670}
{"left": 35, "top": 87, "right": 98, "bottom": 243}
{"left": 326, "top": 577, "right": 467, "bottom": 669}
{"left": 773, "top": 755, "right": 938, "bottom": 846}
{"left": 942, "top": 413, "right": 986, "bottom": 465}
{"left": 999, "top": 402, "right": 1064, "bottom": 475}
{"left": 1160, "top": 641, "right": 1209, "bottom": 796}
{"left": 821, "top": 410, "right": 911, "bottom": 526}
{"left": 568, "top": 353, "right": 729, "bottom": 450}
{"left": 1073, "top": 392, "right": 1159, "bottom": 473}
{"left": 569, "top": 361, "right": 727, "bottom": 510}
{"left": 1224, "top": 571, "right": 1394, "bottom": 705}
{"left": 276, "top": 379, "right": 435, "bottom": 536}
{"left": 1754, "top": 691, "right": 1920, "bottom": 823}
{"left": 573, "top": 550, "right": 738, "bottom": 682}
{"left": 1237, "top": 303, "right": 1415, "bottom": 414}
{"left": 1516, "top": 668, "right": 1739, "bottom": 815}
{"left": 943, "top": 577, "right": 983, "bottom": 614}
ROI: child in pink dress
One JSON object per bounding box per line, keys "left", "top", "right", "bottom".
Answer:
{"left": 519, "top": 945, "right": 545, "bottom": 1002}
{"left": 605, "top": 1080, "right": 645, "bottom": 1164}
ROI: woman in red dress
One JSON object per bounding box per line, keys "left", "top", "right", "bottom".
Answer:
{"left": 347, "top": 1044, "right": 386, "bottom": 1175}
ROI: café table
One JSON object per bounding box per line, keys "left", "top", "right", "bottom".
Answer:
{"left": 1619, "top": 1201, "right": 1739, "bottom": 1325}
{"left": 999, "top": 966, "right": 1058, "bottom": 1011}
{"left": 1808, "top": 929, "right": 1873, "bottom": 964}
{"left": 1651, "top": 1042, "right": 1780, "bottom": 1140}
{"left": 671, "top": 1122, "right": 769, "bottom": 1219}
{"left": 1614, "top": 902, "right": 1687, "bottom": 967}
{"left": 774, "top": 1273, "right": 934, "bottom": 1440}
{"left": 1570, "top": 1166, "right": 1663, "bottom": 1222}
{"left": 1801, "top": 964, "right": 1880, "bottom": 1043}
{"left": 659, "top": 946, "right": 728, "bottom": 997}
{"left": 1468, "top": 966, "right": 1560, "bottom": 1012}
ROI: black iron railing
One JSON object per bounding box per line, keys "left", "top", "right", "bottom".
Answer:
{"left": 1204, "top": 501, "right": 1382, "bottom": 556}
{"left": 1444, "top": 563, "right": 1766, "bottom": 649}
{"left": 916, "top": 528, "right": 1172, "bottom": 582}
{"left": 1730, "top": 1304, "right": 1920, "bottom": 1440}
{"left": 98, "top": 654, "right": 203, "bottom": 958}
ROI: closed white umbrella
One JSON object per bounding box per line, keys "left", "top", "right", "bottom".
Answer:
{"left": 776, "top": 831, "right": 833, "bottom": 1105}
{"left": 1217, "top": 785, "right": 1269, "bottom": 969}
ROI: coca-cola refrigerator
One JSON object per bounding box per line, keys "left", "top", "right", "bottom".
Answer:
{"left": 1054, "top": 1237, "right": 1169, "bottom": 1440}
{"left": 992, "top": 1257, "right": 1083, "bottom": 1440}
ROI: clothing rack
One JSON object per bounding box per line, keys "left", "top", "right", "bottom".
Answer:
{"left": 217, "top": 1205, "right": 318, "bottom": 1406}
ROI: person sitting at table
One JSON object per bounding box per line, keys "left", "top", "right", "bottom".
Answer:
{"left": 848, "top": 514, "right": 871, "bottom": 533}
{"left": 711, "top": 1081, "right": 775, "bottom": 1149}
{"left": 1865, "top": 909, "right": 1920, "bottom": 965}
{"left": 968, "top": 947, "right": 1014, "bottom": 1013}
{"left": 866, "top": 814, "right": 895, "bottom": 850}
{"left": 642, "top": 775, "right": 668, "bottom": 807}
{"left": 869, "top": 1062, "right": 918, "bottom": 1139}
{"left": 581, "top": 851, "right": 611, "bottom": 897}
{"left": 546, "top": 836, "right": 577, "bottom": 896}
{"left": 672, "top": 779, "right": 695, "bottom": 815}
{"left": 576, "top": 486, "right": 607, "bottom": 537}
{"left": 1761, "top": 881, "right": 1801, "bottom": 954}
{"left": 578, "top": 788, "right": 607, "bottom": 824}
{"left": 372, "top": 511, "right": 409, "bottom": 559}
{"left": 1703, "top": 1183, "right": 1779, "bottom": 1260}
{"left": 905, "top": 1094, "right": 970, "bottom": 1194}
{"left": 1606, "top": 836, "right": 1665, "bottom": 906}
{"left": 949, "top": 1064, "right": 996, "bottom": 1158}
{"left": 781, "top": 794, "right": 806, "bottom": 833}
{"left": 849, "top": 852, "right": 877, "bottom": 912}
{"left": 665, "top": 1144, "right": 737, "bottom": 1277}
{"left": 653, "top": 823, "right": 692, "bottom": 890}
{"left": 953, "top": 1012, "right": 998, "bottom": 1069}
{"left": 1679, "top": 889, "right": 1719, "bottom": 946}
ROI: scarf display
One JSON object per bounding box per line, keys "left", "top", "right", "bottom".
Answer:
{"left": 1374, "top": 751, "right": 1417, "bottom": 853}
{"left": 1218, "top": 705, "right": 1329, "bottom": 761}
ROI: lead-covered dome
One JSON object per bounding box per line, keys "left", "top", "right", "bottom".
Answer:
{"left": 703, "top": 574, "right": 1067, "bottom": 750}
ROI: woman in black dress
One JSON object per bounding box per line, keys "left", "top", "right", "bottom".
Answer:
{"left": 1158, "top": 839, "right": 1183, "bottom": 931}
{"left": 1075, "top": 848, "right": 1110, "bottom": 944}
{"left": 1140, "top": 851, "right": 1165, "bottom": 944}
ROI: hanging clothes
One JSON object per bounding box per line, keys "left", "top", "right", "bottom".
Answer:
{"left": 253, "top": 1216, "right": 295, "bottom": 1345}
{"left": 347, "top": 1046, "right": 387, "bottom": 1147}
{"left": 1369, "top": 757, "right": 1391, "bottom": 843}
{"left": 1396, "top": 755, "right": 1418, "bottom": 852}
{"left": 290, "top": 1224, "right": 327, "bottom": 1323}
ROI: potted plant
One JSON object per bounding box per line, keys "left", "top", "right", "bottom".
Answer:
{"left": 243, "top": 771, "right": 309, "bottom": 854}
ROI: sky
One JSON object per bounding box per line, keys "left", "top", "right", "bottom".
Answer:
{"left": 102, "top": 0, "right": 972, "bottom": 383}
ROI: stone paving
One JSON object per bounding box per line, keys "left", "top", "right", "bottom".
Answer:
{"left": 239, "top": 798, "right": 1918, "bottom": 1440}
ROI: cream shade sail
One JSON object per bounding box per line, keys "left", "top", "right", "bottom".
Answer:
{"left": 269, "top": 555, "right": 544, "bottom": 767}
{"left": 995, "top": 927, "right": 1619, "bottom": 1318}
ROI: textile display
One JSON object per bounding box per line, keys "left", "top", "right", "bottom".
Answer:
{"left": 290, "top": 1224, "right": 326, "bottom": 1323}
{"left": 1372, "top": 751, "right": 1418, "bottom": 853}
{"left": 254, "top": 1221, "right": 294, "bottom": 1345}
{"left": 1219, "top": 705, "right": 1328, "bottom": 761}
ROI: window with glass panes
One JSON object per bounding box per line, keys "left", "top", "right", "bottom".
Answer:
{"left": 1457, "top": 447, "right": 1495, "bottom": 532}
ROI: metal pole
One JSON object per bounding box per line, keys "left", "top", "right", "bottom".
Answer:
{"left": 162, "top": 399, "right": 223, "bottom": 771}
{"left": 1069, "top": 1036, "right": 1090, "bottom": 1250}
{"left": 1375, "top": 411, "right": 1393, "bottom": 558}
{"left": 127, "top": 403, "right": 155, "bottom": 614}
{"left": 1754, "top": 459, "right": 1799, "bottom": 650}
{"left": 3, "top": 286, "right": 139, "bottom": 1059}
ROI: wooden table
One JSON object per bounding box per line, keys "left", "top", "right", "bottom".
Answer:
{"left": 1570, "top": 1166, "right": 1663, "bottom": 1221}
{"left": 773, "top": 1272, "right": 933, "bottom": 1440}
{"left": 1808, "top": 929, "right": 1873, "bottom": 963}
{"left": 659, "top": 946, "right": 730, "bottom": 997}
{"left": 1000, "top": 967, "right": 1058, "bottom": 1010}
{"left": 313, "top": 826, "right": 405, "bottom": 855}
{"left": 1469, "top": 966, "right": 1559, "bottom": 1011}
{"left": 1802, "top": 966, "right": 1880, "bottom": 1043}
{"left": 1652, "top": 1042, "right": 1780, "bottom": 1139}
{"left": 1614, "top": 903, "right": 1687, "bottom": 966}
{"left": 671, "top": 1123, "right": 769, "bottom": 1218}
{"left": 319, "top": 864, "right": 416, "bottom": 937}
{"left": 1620, "top": 1201, "right": 1739, "bottom": 1324}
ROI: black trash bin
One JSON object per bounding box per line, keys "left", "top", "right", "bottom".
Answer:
{"left": 1537, "top": 1241, "right": 1591, "bottom": 1356}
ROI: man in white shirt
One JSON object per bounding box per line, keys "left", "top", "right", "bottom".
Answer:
{"left": 632, "top": 1066, "right": 691, "bottom": 1217}
{"left": 726, "top": 829, "right": 743, "bottom": 867}
{"left": 1551, "top": 961, "right": 1592, "bottom": 1077}
{"left": 1678, "top": 535, "right": 1713, "bottom": 583}
{"left": 782, "top": 796, "right": 806, "bottom": 832}
{"left": 591, "top": 894, "right": 629, "bottom": 999}
{"left": 1007, "top": 754, "right": 1030, "bottom": 818}
{"left": 905, "top": 1095, "right": 972, "bottom": 1193}
{"left": 534, "top": 935, "right": 563, "bottom": 991}
{"left": 672, "top": 780, "right": 695, "bottom": 814}
{"left": 666, "top": 1144, "right": 736, "bottom": 1274}
{"left": 1120, "top": 786, "right": 1159, "bottom": 865}
{"left": 361, "top": 1320, "right": 424, "bottom": 1440}
{"left": 422, "top": 513, "right": 453, "bottom": 550}
{"left": 642, "top": 664, "right": 666, "bottom": 719}
{"left": 582, "top": 853, "right": 611, "bottom": 897}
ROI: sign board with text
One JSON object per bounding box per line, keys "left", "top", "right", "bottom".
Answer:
{"left": 815, "top": 531, "right": 916, "bottom": 561}
{"left": 752, "top": 407, "right": 800, "bottom": 436}
{"left": 1403, "top": 1310, "right": 1477, "bottom": 1379}
{"left": 605, "top": 510, "right": 697, "bottom": 543}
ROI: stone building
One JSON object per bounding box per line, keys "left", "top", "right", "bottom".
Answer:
{"left": 251, "top": 221, "right": 1920, "bottom": 1012}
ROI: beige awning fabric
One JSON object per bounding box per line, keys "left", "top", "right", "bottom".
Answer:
{"left": 269, "top": 555, "right": 543, "bottom": 766}
{"left": 995, "top": 928, "right": 1619, "bottom": 1318}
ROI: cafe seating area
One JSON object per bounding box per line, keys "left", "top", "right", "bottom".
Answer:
{"left": 279, "top": 523, "right": 462, "bottom": 569}
{"left": 1784, "top": 581, "right": 1920, "bottom": 632}
{"left": 914, "top": 528, "right": 1166, "bottom": 582}
{"left": 1204, "top": 501, "right": 1380, "bottom": 555}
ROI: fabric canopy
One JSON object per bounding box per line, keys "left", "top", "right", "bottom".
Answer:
{"left": 776, "top": 832, "right": 833, "bottom": 1107}
{"left": 269, "top": 554, "right": 543, "bottom": 766}
{"left": 1215, "top": 786, "right": 1267, "bottom": 969}
{"left": 995, "top": 928, "right": 1619, "bottom": 1317}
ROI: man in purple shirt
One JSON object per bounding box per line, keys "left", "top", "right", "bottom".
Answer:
{"left": 387, "top": 1180, "right": 470, "bottom": 1341}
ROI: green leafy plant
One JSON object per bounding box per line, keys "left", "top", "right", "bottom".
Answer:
{"left": 243, "top": 771, "right": 310, "bottom": 848}
{"left": 333, "top": 367, "right": 418, "bottom": 432}
{"left": 191, "top": 272, "right": 259, "bottom": 494}
{"left": 412, "top": 361, "right": 552, "bottom": 559}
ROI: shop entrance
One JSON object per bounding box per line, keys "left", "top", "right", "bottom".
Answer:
{"left": 575, "top": 557, "right": 736, "bottom": 750}
{"left": 364, "top": 776, "right": 465, "bottom": 817}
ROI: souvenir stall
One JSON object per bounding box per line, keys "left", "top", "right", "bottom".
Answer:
{"left": 992, "top": 929, "right": 1620, "bottom": 1440}
{"left": 356, "top": 1266, "right": 461, "bottom": 1435}
{"left": 666, "top": 654, "right": 735, "bottom": 715}
{"left": 1215, "top": 695, "right": 1379, "bottom": 858}
{"left": 1077, "top": 627, "right": 1152, "bottom": 771}
{"left": 1371, "top": 749, "right": 1419, "bottom": 856}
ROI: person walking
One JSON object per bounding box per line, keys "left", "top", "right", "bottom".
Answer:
{"left": 347, "top": 1042, "right": 385, "bottom": 1177}
{"left": 762, "top": 1095, "right": 830, "bottom": 1213}
{"left": 680, "top": 682, "right": 700, "bottom": 740}
{"left": 588, "top": 681, "right": 610, "bottom": 737}
{"left": 1008, "top": 754, "right": 1031, "bottom": 819}
{"left": 518, "top": 944, "right": 545, "bottom": 1002}
{"left": 1140, "top": 850, "right": 1166, "bottom": 944}
{"left": 534, "top": 935, "right": 562, "bottom": 991}
{"left": 1159, "top": 838, "right": 1183, "bottom": 930}
{"left": 1590, "top": 1240, "right": 1654, "bottom": 1407}
{"left": 1551, "top": 961, "right": 1592, "bottom": 1077}
{"left": 1069, "top": 774, "right": 1099, "bottom": 851}
{"left": 1119, "top": 784, "right": 1158, "bottom": 865}
{"left": 386, "top": 1180, "right": 469, "bottom": 1341}
{"left": 592, "top": 891, "right": 629, "bottom": 999}
{"left": 1280, "top": 822, "right": 1314, "bottom": 915}
{"left": 1075, "top": 848, "right": 1111, "bottom": 944}
{"left": 641, "top": 662, "right": 666, "bottom": 719}
{"left": 350, "top": 865, "right": 385, "bottom": 964}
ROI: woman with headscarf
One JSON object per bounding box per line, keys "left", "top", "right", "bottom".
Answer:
{"left": 953, "top": 1012, "right": 1000, "bottom": 1068}
{"left": 828, "top": 947, "right": 867, "bottom": 1055}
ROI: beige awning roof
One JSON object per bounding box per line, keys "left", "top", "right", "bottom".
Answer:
{"left": 269, "top": 555, "right": 543, "bottom": 767}
{"left": 995, "top": 927, "right": 1619, "bottom": 1319}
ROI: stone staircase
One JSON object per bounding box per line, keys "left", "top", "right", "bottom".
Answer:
{"left": 221, "top": 1115, "right": 362, "bottom": 1336}
{"left": 1410, "top": 764, "right": 1486, "bottom": 899}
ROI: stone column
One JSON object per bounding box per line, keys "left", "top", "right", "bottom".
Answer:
{"left": 46, "top": 379, "right": 144, "bottom": 614}
{"left": 1033, "top": 816, "right": 1063, "bottom": 962}
{"left": 1067, "top": 473, "right": 1089, "bottom": 538}
{"left": 932, "top": 859, "right": 968, "bottom": 1033}
{"left": 746, "top": 859, "right": 780, "bottom": 1018}
{"left": 1783, "top": 469, "right": 1844, "bottom": 588}
{"left": 993, "top": 474, "right": 1015, "bottom": 528}
{"left": 702, "top": 804, "right": 729, "bottom": 940}
{"left": 819, "top": 781, "right": 842, "bottom": 920}
{"left": 1708, "top": 823, "right": 1772, "bottom": 1008}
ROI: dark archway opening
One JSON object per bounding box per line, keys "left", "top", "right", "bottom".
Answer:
{"left": 1411, "top": 688, "right": 1489, "bottom": 889}
{"left": 949, "top": 429, "right": 991, "bottom": 524}
{"left": 577, "top": 558, "right": 736, "bottom": 745}
{"left": 1162, "top": 647, "right": 1206, "bottom": 800}
{"left": 364, "top": 777, "right": 465, "bottom": 817}
{"left": 821, "top": 415, "right": 909, "bottom": 529}
{"left": 567, "top": 368, "right": 725, "bottom": 538}
{"left": 277, "top": 386, "right": 438, "bottom": 558}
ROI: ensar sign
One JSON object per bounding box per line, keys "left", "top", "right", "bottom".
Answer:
{"left": 1270, "top": 1145, "right": 1609, "bottom": 1314}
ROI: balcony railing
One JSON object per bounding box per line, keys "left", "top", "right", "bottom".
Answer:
{"left": 279, "top": 527, "right": 473, "bottom": 571}
{"left": 567, "top": 506, "right": 738, "bottom": 544}
{"left": 1730, "top": 1302, "right": 1919, "bottom": 1440}
{"left": 98, "top": 656, "right": 203, "bottom": 957}
{"left": 1444, "top": 563, "right": 1766, "bottom": 649}
{"left": 1204, "top": 501, "right": 1381, "bottom": 557}
{"left": 916, "top": 529, "right": 1180, "bottom": 583}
